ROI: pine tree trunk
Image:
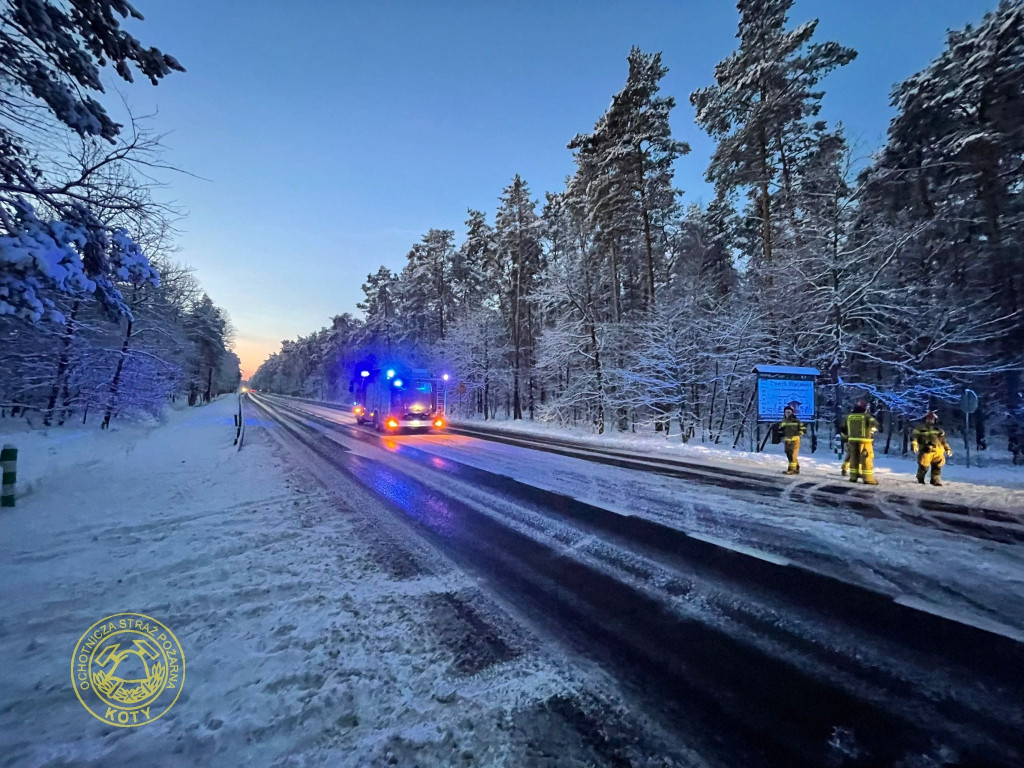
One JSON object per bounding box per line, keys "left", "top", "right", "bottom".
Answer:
{"left": 102, "top": 319, "right": 133, "bottom": 429}
{"left": 44, "top": 300, "right": 80, "bottom": 427}
{"left": 636, "top": 151, "right": 657, "bottom": 309}
{"left": 512, "top": 216, "right": 524, "bottom": 421}
{"left": 526, "top": 304, "right": 535, "bottom": 420}
{"left": 610, "top": 242, "right": 622, "bottom": 323}
{"left": 758, "top": 127, "right": 774, "bottom": 266}
{"left": 589, "top": 321, "right": 604, "bottom": 433}
{"left": 58, "top": 375, "right": 72, "bottom": 426}
{"left": 483, "top": 320, "right": 490, "bottom": 421}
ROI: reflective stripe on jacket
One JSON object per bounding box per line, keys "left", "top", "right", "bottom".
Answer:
{"left": 912, "top": 424, "right": 949, "bottom": 452}
{"left": 845, "top": 413, "right": 878, "bottom": 442}
{"left": 778, "top": 417, "right": 806, "bottom": 441}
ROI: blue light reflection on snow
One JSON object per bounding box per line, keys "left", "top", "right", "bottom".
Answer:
{"left": 360, "top": 458, "right": 456, "bottom": 537}
{"left": 244, "top": 417, "right": 277, "bottom": 428}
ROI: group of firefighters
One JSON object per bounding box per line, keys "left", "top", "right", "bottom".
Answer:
{"left": 775, "top": 401, "right": 953, "bottom": 486}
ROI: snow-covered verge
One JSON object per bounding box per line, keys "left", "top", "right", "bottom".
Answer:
{"left": 0, "top": 397, "right": 661, "bottom": 767}
{"left": 451, "top": 416, "right": 1024, "bottom": 508}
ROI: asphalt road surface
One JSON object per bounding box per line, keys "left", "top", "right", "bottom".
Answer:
{"left": 249, "top": 392, "right": 1024, "bottom": 768}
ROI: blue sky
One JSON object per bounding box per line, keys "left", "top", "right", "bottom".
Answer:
{"left": 118, "top": 0, "right": 997, "bottom": 377}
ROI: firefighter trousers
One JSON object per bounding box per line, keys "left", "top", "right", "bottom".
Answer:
{"left": 784, "top": 437, "right": 800, "bottom": 473}
{"left": 848, "top": 441, "right": 875, "bottom": 484}
{"left": 916, "top": 449, "right": 945, "bottom": 483}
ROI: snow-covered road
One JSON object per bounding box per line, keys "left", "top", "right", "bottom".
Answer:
{"left": 269, "top": 396, "right": 1024, "bottom": 638}
{"left": 5, "top": 392, "right": 1021, "bottom": 767}
{"left": 0, "top": 397, "right": 686, "bottom": 767}
{"left": 250, "top": 393, "right": 1024, "bottom": 767}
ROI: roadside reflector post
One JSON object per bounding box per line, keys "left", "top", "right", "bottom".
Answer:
{"left": 234, "top": 394, "right": 245, "bottom": 448}
{"left": 1, "top": 444, "right": 17, "bottom": 507}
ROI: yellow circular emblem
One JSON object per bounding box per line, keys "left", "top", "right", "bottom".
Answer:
{"left": 70, "top": 612, "right": 185, "bottom": 728}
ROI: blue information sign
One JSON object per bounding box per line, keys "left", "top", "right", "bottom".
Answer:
{"left": 757, "top": 378, "right": 815, "bottom": 422}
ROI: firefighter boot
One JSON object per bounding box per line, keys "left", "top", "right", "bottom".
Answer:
{"left": 931, "top": 468, "right": 943, "bottom": 487}
{"left": 917, "top": 466, "right": 927, "bottom": 484}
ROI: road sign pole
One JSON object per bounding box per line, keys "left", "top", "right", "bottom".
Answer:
{"left": 965, "top": 411, "right": 971, "bottom": 469}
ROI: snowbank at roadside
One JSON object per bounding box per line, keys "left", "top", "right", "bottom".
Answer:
{"left": 451, "top": 416, "right": 1024, "bottom": 511}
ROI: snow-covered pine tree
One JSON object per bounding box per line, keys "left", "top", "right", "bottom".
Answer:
{"left": 491, "top": 175, "right": 543, "bottom": 420}
{"left": 451, "top": 210, "right": 492, "bottom": 319}
{"left": 400, "top": 228, "right": 456, "bottom": 344}
{"left": 570, "top": 47, "right": 688, "bottom": 312}
{"left": 859, "top": 0, "right": 1024, "bottom": 444}
{"left": 357, "top": 266, "right": 400, "bottom": 356}
{"left": 691, "top": 0, "right": 856, "bottom": 350}
{"left": 183, "top": 294, "right": 232, "bottom": 405}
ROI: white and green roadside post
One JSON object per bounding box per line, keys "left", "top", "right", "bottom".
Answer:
{"left": 1, "top": 444, "right": 16, "bottom": 507}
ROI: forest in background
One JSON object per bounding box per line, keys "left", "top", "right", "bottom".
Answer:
{"left": 251, "top": 0, "right": 1024, "bottom": 456}
{"left": 1, "top": 0, "right": 240, "bottom": 427}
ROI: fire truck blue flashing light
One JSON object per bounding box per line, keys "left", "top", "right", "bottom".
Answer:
{"left": 360, "top": 370, "right": 370, "bottom": 377}
{"left": 442, "top": 373, "right": 450, "bottom": 381}
{"left": 386, "top": 369, "right": 395, "bottom": 379}
{"left": 393, "top": 379, "right": 404, "bottom": 388}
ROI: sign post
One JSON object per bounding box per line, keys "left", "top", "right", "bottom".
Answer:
{"left": 960, "top": 389, "right": 979, "bottom": 468}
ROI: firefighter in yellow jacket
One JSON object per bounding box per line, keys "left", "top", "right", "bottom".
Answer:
{"left": 777, "top": 405, "right": 807, "bottom": 475}
{"left": 841, "top": 400, "right": 879, "bottom": 485}
{"left": 911, "top": 411, "right": 953, "bottom": 486}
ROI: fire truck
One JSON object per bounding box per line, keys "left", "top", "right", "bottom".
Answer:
{"left": 352, "top": 366, "right": 445, "bottom": 433}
